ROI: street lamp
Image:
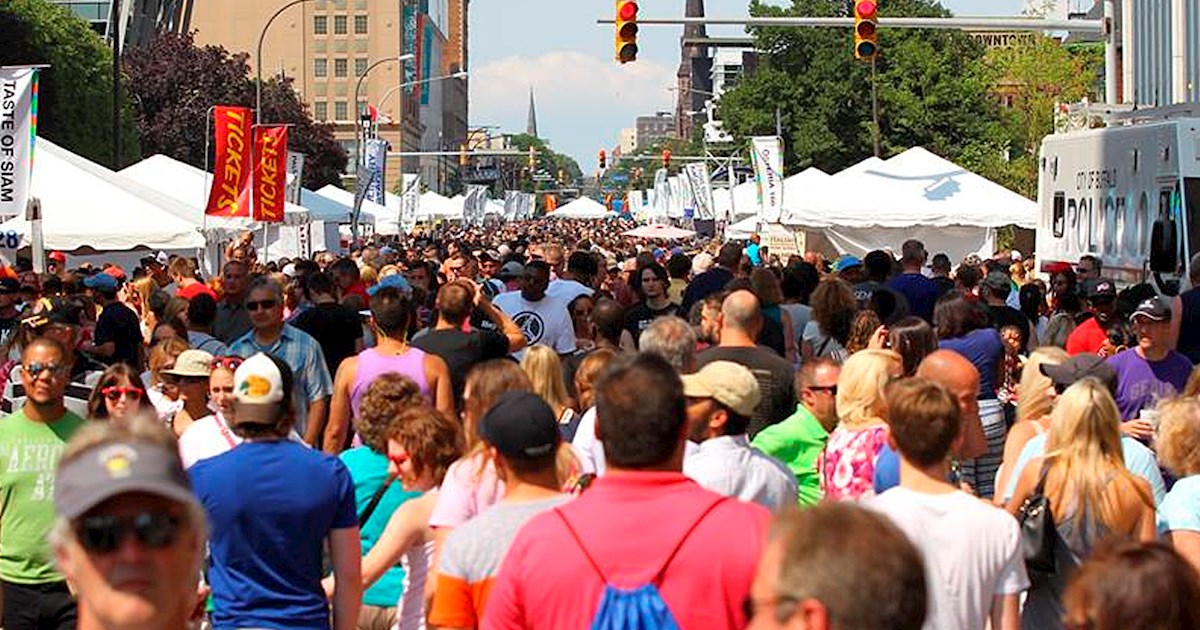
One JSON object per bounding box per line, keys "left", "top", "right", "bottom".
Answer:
{"left": 256, "top": 0, "right": 315, "bottom": 124}
{"left": 377, "top": 71, "right": 468, "bottom": 119}
{"left": 352, "top": 54, "right": 415, "bottom": 241}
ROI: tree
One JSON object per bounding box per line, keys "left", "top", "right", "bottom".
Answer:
{"left": 0, "top": 0, "right": 140, "bottom": 168}
{"left": 717, "top": 0, "right": 1010, "bottom": 178}
{"left": 507, "top": 134, "right": 582, "bottom": 190}
{"left": 123, "top": 32, "right": 347, "bottom": 189}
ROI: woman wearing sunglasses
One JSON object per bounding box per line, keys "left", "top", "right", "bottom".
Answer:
{"left": 85, "top": 364, "right": 150, "bottom": 423}
{"left": 158, "top": 349, "right": 214, "bottom": 437}
{"left": 177, "top": 356, "right": 243, "bottom": 469}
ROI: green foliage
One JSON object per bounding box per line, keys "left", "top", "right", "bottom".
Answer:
{"left": 507, "top": 133, "right": 582, "bottom": 190}
{"left": 0, "top": 0, "right": 140, "bottom": 167}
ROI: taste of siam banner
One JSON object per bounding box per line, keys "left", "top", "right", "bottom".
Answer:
{"left": 0, "top": 68, "right": 39, "bottom": 220}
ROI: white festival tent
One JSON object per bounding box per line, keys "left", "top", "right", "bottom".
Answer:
{"left": 416, "top": 191, "right": 464, "bottom": 220}
{"left": 313, "top": 185, "right": 394, "bottom": 235}
{"left": 782, "top": 148, "right": 1038, "bottom": 262}
{"left": 549, "top": 197, "right": 612, "bottom": 219}
{"left": 0, "top": 140, "right": 207, "bottom": 270}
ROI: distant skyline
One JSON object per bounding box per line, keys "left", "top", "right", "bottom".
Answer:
{"left": 469, "top": 0, "right": 1027, "bottom": 169}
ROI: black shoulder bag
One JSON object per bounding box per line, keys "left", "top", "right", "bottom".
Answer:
{"left": 1017, "top": 462, "right": 1057, "bottom": 574}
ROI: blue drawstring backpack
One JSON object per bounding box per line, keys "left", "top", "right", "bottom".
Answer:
{"left": 554, "top": 497, "right": 727, "bottom": 630}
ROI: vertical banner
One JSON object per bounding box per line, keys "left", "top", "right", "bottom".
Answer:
{"left": 0, "top": 68, "right": 38, "bottom": 219}
{"left": 652, "top": 168, "right": 669, "bottom": 220}
{"left": 284, "top": 151, "right": 306, "bottom": 204}
{"left": 503, "top": 190, "right": 519, "bottom": 221}
{"left": 520, "top": 193, "right": 535, "bottom": 220}
{"left": 400, "top": 174, "right": 419, "bottom": 229}
{"left": 628, "top": 190, "right": 644, "bottom": 220}
{"left": 363, "top": 138, "right": 388, "bottom": 205}
{"left": 205, "top": 106, "right": 253, "bottom": 217}
{"left": 751, "top": 136, "right": 784, "bottom": 224}
{"left": 463, "top": 185, "right": 487, "bottom": 226}
{"left": 685, "top": 162, "right": 715, "bottom": 221}
{"left": 668, "top": 176, "right": 686, "bottom": 219}
{"left": 252, "top": 125, "right": 288, "bottom": 223}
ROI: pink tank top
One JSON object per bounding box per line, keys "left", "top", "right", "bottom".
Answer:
{"left": 350, "top": 347, "right": 432, "bottom": 418}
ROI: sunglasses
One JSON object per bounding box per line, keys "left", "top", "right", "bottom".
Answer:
{"left": 245, "top": 299, "right": 278, "bottom": 311}
{"left": 101, "top": 386, "right": 144, "bottom": 401}
{"left": 211, "top": 356, "right": 244, "bottom": 370}
{"left": 808, "top": 385, "right": 838, "bottom": 396}
{"left": 75, "top": 511, "right": 181, "bottom": 554}
{"left": 24, "top": 362, "right": 66, "bottom": 378}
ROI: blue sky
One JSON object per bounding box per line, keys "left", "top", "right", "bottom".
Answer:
{"left": 468, "top": 0, "right": 1027, "bottom": 168}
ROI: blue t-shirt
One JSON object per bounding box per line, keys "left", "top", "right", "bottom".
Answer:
{"left": 340, "top": 447, "right": 420, "bottom": 607}
{"left": 1159, "top": 475, "right": 1200, "bottom": 535}
{"left": 1000, "top": 433, "right": 1166, "bottom": 506}
{"left": 873, "top": 444, "right": 901, "bottom": 493}
{"left": 191, "top": 440, "right": 358, "bottom": 630}
{"left": 887, "top": 273, "right": 940, "bottom": 323}
{"left": 937, "top": 328, "right": 1004, "bottom": 400}
{"left": 1106, "top": 348, "right": 1193, "bottom": 421}
{"left": 746, "top": 243, "right": 762, "bottom": 266}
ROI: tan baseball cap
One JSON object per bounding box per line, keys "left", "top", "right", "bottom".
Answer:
{"left": 161, "top": 349, "right": 214, "bottom": 378}
{"left": 681, "top": 361, "right": 761, "bottom": 417}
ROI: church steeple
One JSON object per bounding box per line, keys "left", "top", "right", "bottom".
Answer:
{"left": 526, "top": 88, "right": 539, "bottom": 138}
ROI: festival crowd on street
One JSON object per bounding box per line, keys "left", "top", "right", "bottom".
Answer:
{"left": 2, "top": 217, "right": 1200, "bottom": 630}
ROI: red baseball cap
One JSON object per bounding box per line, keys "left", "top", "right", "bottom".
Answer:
{"left": 48, "top": 251, "right": 66, "bottom": 263}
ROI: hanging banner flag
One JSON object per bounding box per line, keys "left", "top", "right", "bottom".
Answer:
{"left": 0, "top": 68, "right": 39, "bottom": 219}
{"left": 252, "top": 125, "right": 288, "bottom": 223}
{"left": 284, "top": 151, "right": 306, "bottom": 205}
{"left": 750, "top": 136, "right": 784, "bottom": 223}
{"left": 519, "top": 193, "right": 535, "bottom": 220}
{"left": 400, "top": 174, "right": 419, "bottom": 228}
{"left": 363, "top": 138, "right": 389, "bottom": 205}
{"left": 628, "top": 190, "right": 644, "bottom": 219}
{"left": 503, "top": 190, "right": 519, "bottom": 221}
{"left": 668, "top": 176, "right": 686, "bottom": 219}
{"left": 684, "top": 162, "right": 715, "bottom": 221}
{"left": 652, "top": 168, "right": 669, "bottom": 219}
{"left": 205, "top": 106, "right": 253, "bottom": 217}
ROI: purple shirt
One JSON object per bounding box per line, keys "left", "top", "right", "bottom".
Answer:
{"left": 887, "top": 273, "right": 940, "bottom": 322}
{"left": 1106, "top": 348, "right": 1192, "bottom": 420}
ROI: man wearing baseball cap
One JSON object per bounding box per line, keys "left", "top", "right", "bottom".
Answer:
{"left": 1107, "top": 295, "right": 1193, "bottom": 437}
{"left": 1065, "top": 278, "right": 1125, "bottom": 356}
{"left": 428, "top": 391, "right": 568, "bottom": 628}
{"left": 51, "top": 418, "right": 207, "bottom": 630}
{"left": 81, "top": 271, "right": 143, "bottom": 370}
{"left": 682, "top": 361, "right": 797, "bottom": 510}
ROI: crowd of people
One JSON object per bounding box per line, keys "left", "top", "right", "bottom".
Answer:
{"left": 3, "top": 219, "right": 1200, "bottom": 630}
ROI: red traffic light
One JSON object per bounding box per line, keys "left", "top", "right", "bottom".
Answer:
{"left": 618, "top": 1, "right": 638, "bottom": 21}
{"left": 855, "top": 0, "right": 877, "bottom": 18}
{"left": 662, "top": 149, "right": 671, "bottom": 167}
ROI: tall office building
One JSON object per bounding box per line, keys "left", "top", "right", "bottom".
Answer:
{"left": 53, "top": 0, "right": 182, "bottom": 47}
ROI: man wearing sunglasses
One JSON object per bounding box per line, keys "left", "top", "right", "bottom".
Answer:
{"left": 50, "top": 419, "right": 206, "bottom": 630}
{"left": 0, "top": 337, "right": 88, "bottom": 630}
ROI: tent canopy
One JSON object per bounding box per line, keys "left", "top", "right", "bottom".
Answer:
{"left": 623, "top": 224, "right": 696, "bottom": 239}
{"left": 2, "top": 140, "right": 206, "bottom": 252}
{"left": 550, "top": 197, "right": 611, "bottom": 219}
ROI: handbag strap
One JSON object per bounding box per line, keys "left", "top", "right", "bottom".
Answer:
{"left": 1034, "top": 460, "right": 1052, "bottom": 495}
{"left": 357, "top": 475, "right": 394, "bottom": 525}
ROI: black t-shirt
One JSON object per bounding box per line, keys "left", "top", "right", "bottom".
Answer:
{"left": 624, "top": 302, "right": 680, "bottom": 346}
{"left": 986, "top": 304, "right": 1032, "bottom": 349}
{"left": 696, "top": 345, "right": 796, "bottom": 438}
{"left": 291, "top": 302, "right": 364, "bottom": 376}
{"left": 94, "top": 302, "right": 143, "bottom": 368}
{"left": 412, "top": 328, "right": 511, "bottom": 406}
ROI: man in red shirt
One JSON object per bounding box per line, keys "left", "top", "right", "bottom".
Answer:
{"left": 169, "top": 257, "right": 217, "bottom": 301}
{"left": 484, "top": 353, "right": 770, "bottom": 629}
{"left": 1066, "top": 277, "right": 1121, "bottom": 356}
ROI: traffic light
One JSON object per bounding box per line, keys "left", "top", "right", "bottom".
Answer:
{"left": 853, "top": 0, "right": 879, "bottom": 61}
{"left": 662, "top": 149, "right": 671, "bottom": 169}
{"left": 459, "top": 144, "right": 468, "bottom": 167}
{"left": 615, "top": 0, "right": 638, "bottom": 64}
{"left": 599, "top": 149, "right": 607, "bottom": 170}
{"left": 528, "top": 147, "right": 536, "bottom": 170}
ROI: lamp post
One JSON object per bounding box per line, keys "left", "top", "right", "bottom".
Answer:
{"left": 255, "top": 0, "right": 315, "bottom": 125}
{"left": 377, "top": 71, "right": 469, "bottom": 118}
{"left": 351, "top": 54, "right": 415, "bottom": 241}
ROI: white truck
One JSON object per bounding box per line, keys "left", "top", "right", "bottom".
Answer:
{"left": 1035, "top": 105, "right": 1200, "bottom": 293}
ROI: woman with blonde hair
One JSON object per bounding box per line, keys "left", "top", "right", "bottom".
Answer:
{"left": 818, "top": 349, "right": 902, "bottom": 501}
{"left": 1154, "top": 397, "right": 1200, "bottom": 574}
{"left": 993, "top": 346, "right": 1070, "bottom": 504}
{"left": 1006, "top": 378, "right": 1156, "bottom": 629}
{"left": 521, "top": 345, "right": 578, "bottom": 430}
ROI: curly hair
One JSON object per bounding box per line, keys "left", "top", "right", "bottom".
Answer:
{"left": 810, "top": 277, "right": 857, "bottom": 346}
{"left": 845, "top": 309, "right": 882, "bottom": 355}
{"left": 386, "top": 406, "right": 464, "bottom": 487}
{"left": 1156, "top": 397, "right": 1200, "bottom": 477}
{"left": 357, "top": 373, "right": 424, "bottom": 453}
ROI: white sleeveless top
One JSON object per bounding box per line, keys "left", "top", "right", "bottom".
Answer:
{"left": 394, "top": 536, "right": 434, "bottom": 630}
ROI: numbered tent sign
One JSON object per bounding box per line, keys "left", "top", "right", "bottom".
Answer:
{"left": 0, "top": 230, "right": 23, "bottom": 266}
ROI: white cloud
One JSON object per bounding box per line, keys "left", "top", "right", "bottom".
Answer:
{"left": 469, "top": 50, "right": 677, "bottom": 164}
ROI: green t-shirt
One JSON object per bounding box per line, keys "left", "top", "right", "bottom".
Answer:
{"left": 0, "top": 409, "right": 87, "bottom": 583}
{"left": 751, "top": 405, "right": 829, "bottom": 506}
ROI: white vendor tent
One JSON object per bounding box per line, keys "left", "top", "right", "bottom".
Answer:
{"left": 1, "top": 140, "right": 206, "bottom": 252}
{"left": 314, "top": 185, "right": 396, "bottom": 234}
{"left": 550, "top": 197, "right": 611, "bottom": 219}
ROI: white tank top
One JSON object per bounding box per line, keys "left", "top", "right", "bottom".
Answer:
{"left": 394, "top": 538, "right": 433, "bottom": 630}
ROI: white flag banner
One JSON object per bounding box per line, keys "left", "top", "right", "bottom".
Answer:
{"left": 0, "top": 68, "right": 38, "bottom": 219}
{"left": 750, "top": 136, "right": 784, "bottom": 224}
{"left": 400, "top": 174, "right": 419, "bottom": 229}
{"left": 284, "top": 151, "right": 306, "bottom": 205}
{"left": 463, "top": 185, "right": 486, "bottom": 226}
{"left": 668, "top": 176, "right": 686, "bottom": 219}
{"left": 652, "top": 168, "right": 669, "bottom": 220}
{"left": 628, "top": 190, "right": 644, "bottom": 219}
{"left": 684, "top": 162, "right": 715, "bottom": 221}
{"left": 503, "top": 191, "right": 519, "bottom": 221}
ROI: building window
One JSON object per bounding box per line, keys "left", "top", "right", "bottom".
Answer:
{"left": 354, "top": 58, "right": 367, "bottom": 76}
{"left": 333, "top": 15, "right": 347, "bottom": 34}
{"left": 354, "top": 14, "right": 368, "bottom": 34}
{"left": 334, "top": 58, "right": 347, "bottom": 78}
{"left": 313, "top": 15, "right": 327, "bottom": 34}
{"left": 314, "top": 102, "right": 328, "bottom": 121}
{"left": 314, "top": 58, "right": 328, "bottom": 78}
{"left": 335, "top": 101, "right": 348, "bottom": 121}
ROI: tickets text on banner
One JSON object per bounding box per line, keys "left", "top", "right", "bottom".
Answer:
{"left": 253, "top": 125, "right": 288, "bottom": 222}
{"left": 751, "top": 136, "right": 784, "bottom": 224}
{"left": 205, "top": 106, "right": 253, "bottom": 217}
{"left": 0, "top": 68, "right": 38, "bottom": 220}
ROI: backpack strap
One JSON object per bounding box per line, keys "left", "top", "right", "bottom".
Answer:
{"left": 554, "top": 508, "right": 609, "bottom": 582}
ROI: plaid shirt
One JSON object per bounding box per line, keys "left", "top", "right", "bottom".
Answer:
{"left": 230, "top": 324, "right": 333, "bottom": 437}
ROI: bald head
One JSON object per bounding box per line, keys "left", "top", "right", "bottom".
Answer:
{"left": 917, "top": 350, "right": 980, "bottom": 398}
{"left": 721, "top": 289, "right": 762, "bottom": 333}
{"left": 592, "top": 298, "right": 626, "bottom": 345}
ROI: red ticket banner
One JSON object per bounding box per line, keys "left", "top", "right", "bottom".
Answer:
{"left": 204, "top": 106, "right": 253, "bottom": 217}
{"left": 252, "top": 125, "right": 288, "bottom": 223}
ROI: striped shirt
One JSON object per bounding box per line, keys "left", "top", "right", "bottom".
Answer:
{"left": 229, "top": 324, "right": 333, "bottom": 438}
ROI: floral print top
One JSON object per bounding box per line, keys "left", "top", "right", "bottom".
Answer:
{"left": 818, "top": 424, "right": 890, "bottom": 501}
